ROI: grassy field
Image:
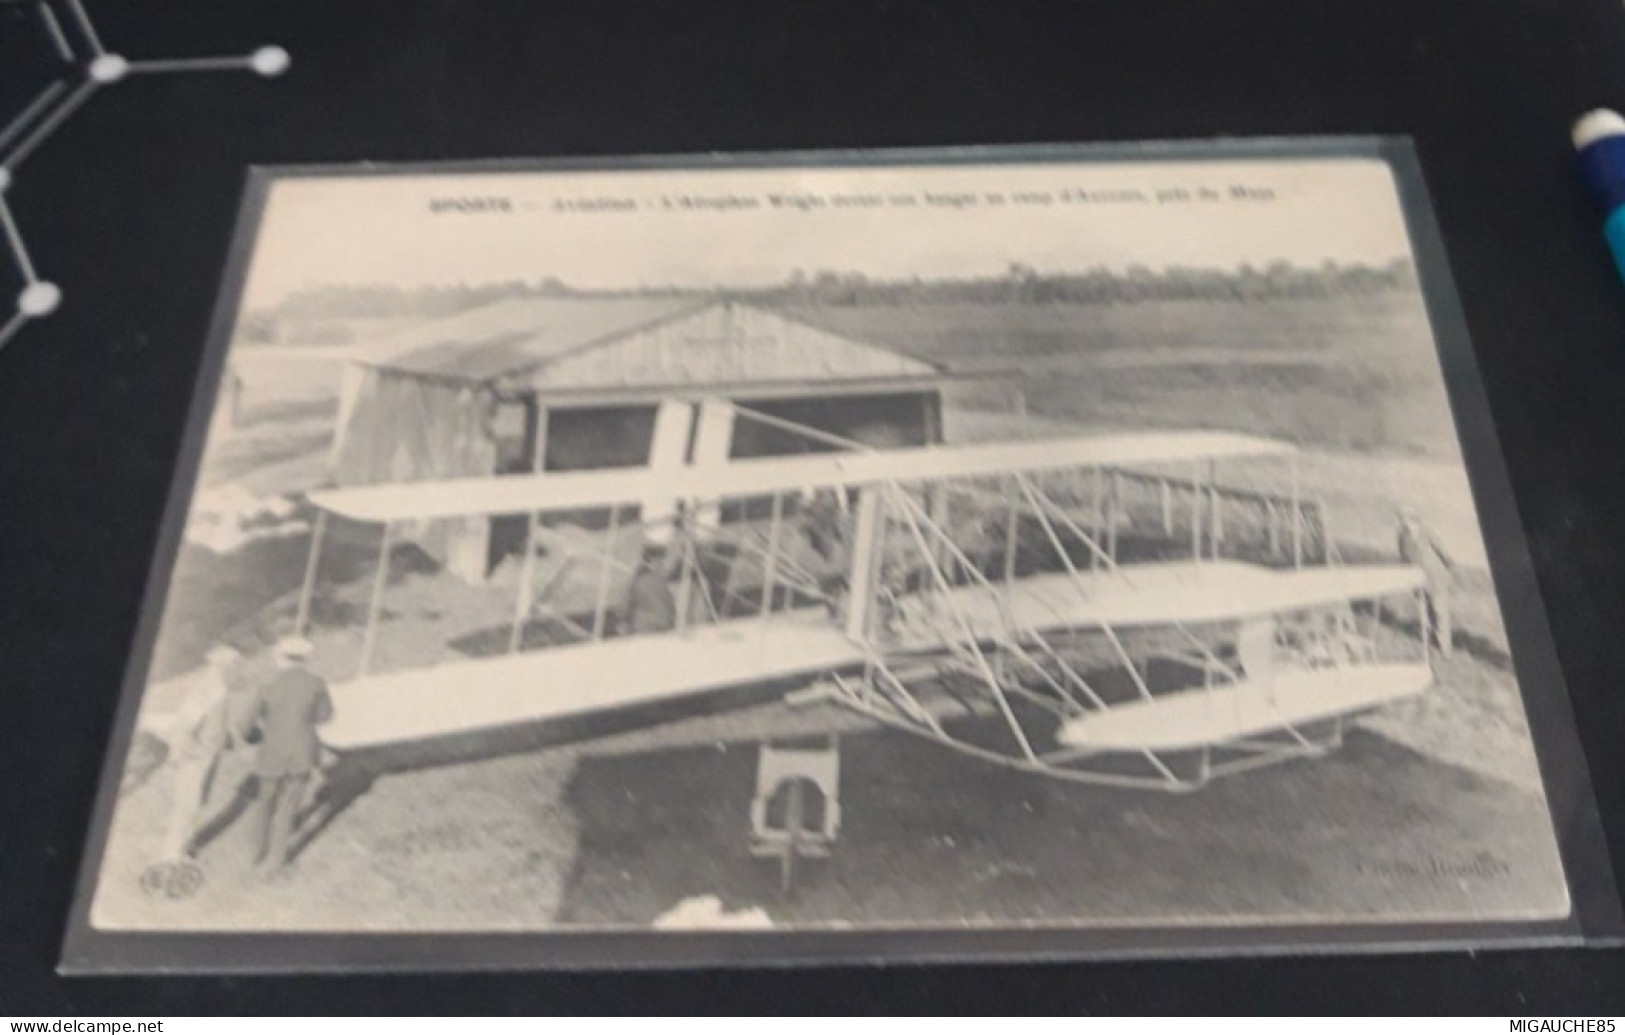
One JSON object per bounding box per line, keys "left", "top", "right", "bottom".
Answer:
{"left": 786, "top": 293, "right": 1458, "bottom": 461}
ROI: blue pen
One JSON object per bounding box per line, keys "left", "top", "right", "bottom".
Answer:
{"left": 1574, "top": 109, "right": 1625, "bottom": 279}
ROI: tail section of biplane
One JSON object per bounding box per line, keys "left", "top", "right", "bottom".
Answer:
{"left": 803, "top": 467, "right": 1433, "bottom": 792}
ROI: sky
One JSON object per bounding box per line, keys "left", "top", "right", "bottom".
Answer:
{"left": 239, "top": 156, "right": 1416, "bottom": 309}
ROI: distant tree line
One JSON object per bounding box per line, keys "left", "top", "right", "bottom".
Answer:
{"left": 739, "top": 258, "right": 1419, "bottom": 307}
{"left": 238, "top": 259, "right": 1418, "bottom": 343}
{"left": 237, "top": 278, "right": 586, "bottom": 344}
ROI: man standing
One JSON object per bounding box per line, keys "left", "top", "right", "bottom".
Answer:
{"left": 801, "top": 489, "right": 846, "bottom": 564}
{"left": 248, "top": 636, "right": 333, "bottom": 878}
{"left": 160, "top": 643, "right": 241, "bottom": 860}
{"left": 625, "top": 544, "right": 679, "bottom": 635}
{"left": 800, "top": 489, "right": 850, "bottom": 619}
{"left": 1397, "top": 507, "right": 1456, "bottom": 658}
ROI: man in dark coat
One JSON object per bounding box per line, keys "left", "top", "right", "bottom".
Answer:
{"left": 248, "top": 636, "right": 333, "bottom": 878}
{"left": 625, "top": 544, "right": 679, "bottom": 635}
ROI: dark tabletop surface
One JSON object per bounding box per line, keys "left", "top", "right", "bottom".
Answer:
{"left": 4, "top": 0, "right": 1625, "bottom": 1014}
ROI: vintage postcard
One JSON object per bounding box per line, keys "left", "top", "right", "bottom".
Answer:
{"left": 63, "top": 141, "right": 1618, "bottom": 969}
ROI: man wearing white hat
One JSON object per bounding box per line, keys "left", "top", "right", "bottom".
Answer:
{"left": 247, "top": 636, "right": 333, "bottom": 877}
{"left": 160, "top": 643, "right": 243, "bottom": 860}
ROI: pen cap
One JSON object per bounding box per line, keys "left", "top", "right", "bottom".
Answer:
{"left": 1575, "top": 110, "right": 1625, "bottom": 213}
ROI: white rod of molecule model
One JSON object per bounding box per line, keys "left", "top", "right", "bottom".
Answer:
{"left": 0, "top": 310, "right": 28, "bottom": 351}
{"left": 0, "top": 81, "right": 69, "bottom": 157}
{"left": 0, "top": 194, "right": 39, "bottom": 284}
{"left": 37, "top": 2, "right": 76, "bottom": 63}
{"left": 60, "top": 0, "right": 106, "bottom": 56}
{"left": 128, "top": 55, "right": 263, "bottom": 75}
{"left": 3, "top": 79, "right": 98, "bottom": 173}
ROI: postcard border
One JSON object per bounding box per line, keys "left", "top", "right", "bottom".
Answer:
{"left": 59, "top": 136, "right": 1625, "bottom": 973}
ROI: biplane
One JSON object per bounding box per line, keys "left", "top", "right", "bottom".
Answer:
{"left": 293, "top": 405, "right": 1434, "bottom": 793}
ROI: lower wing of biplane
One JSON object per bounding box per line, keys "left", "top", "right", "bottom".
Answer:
{"left": 301, "top": 420, "right": 1434, "bottom": 791}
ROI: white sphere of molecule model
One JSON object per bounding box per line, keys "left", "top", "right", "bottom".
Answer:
{"left": 251, "top": 46, "right": 290, "bottom": 77}
{"left": 89, "top": 53, "right": 130, "bottom": 83}
{"left": 18, "top": 281, "right": 62, "bottom": 318}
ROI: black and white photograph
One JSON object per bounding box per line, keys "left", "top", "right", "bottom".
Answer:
{"left": 66, "top": 145, "right": 1584, "bottom": 959}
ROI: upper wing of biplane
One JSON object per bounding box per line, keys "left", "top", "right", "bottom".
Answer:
{"left": 304, "top": 431, "right": 1295, "bottom": 523}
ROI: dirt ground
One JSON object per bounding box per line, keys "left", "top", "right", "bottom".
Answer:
{"left": 556, "top": 726, "right": 1567, "bottom": 929}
